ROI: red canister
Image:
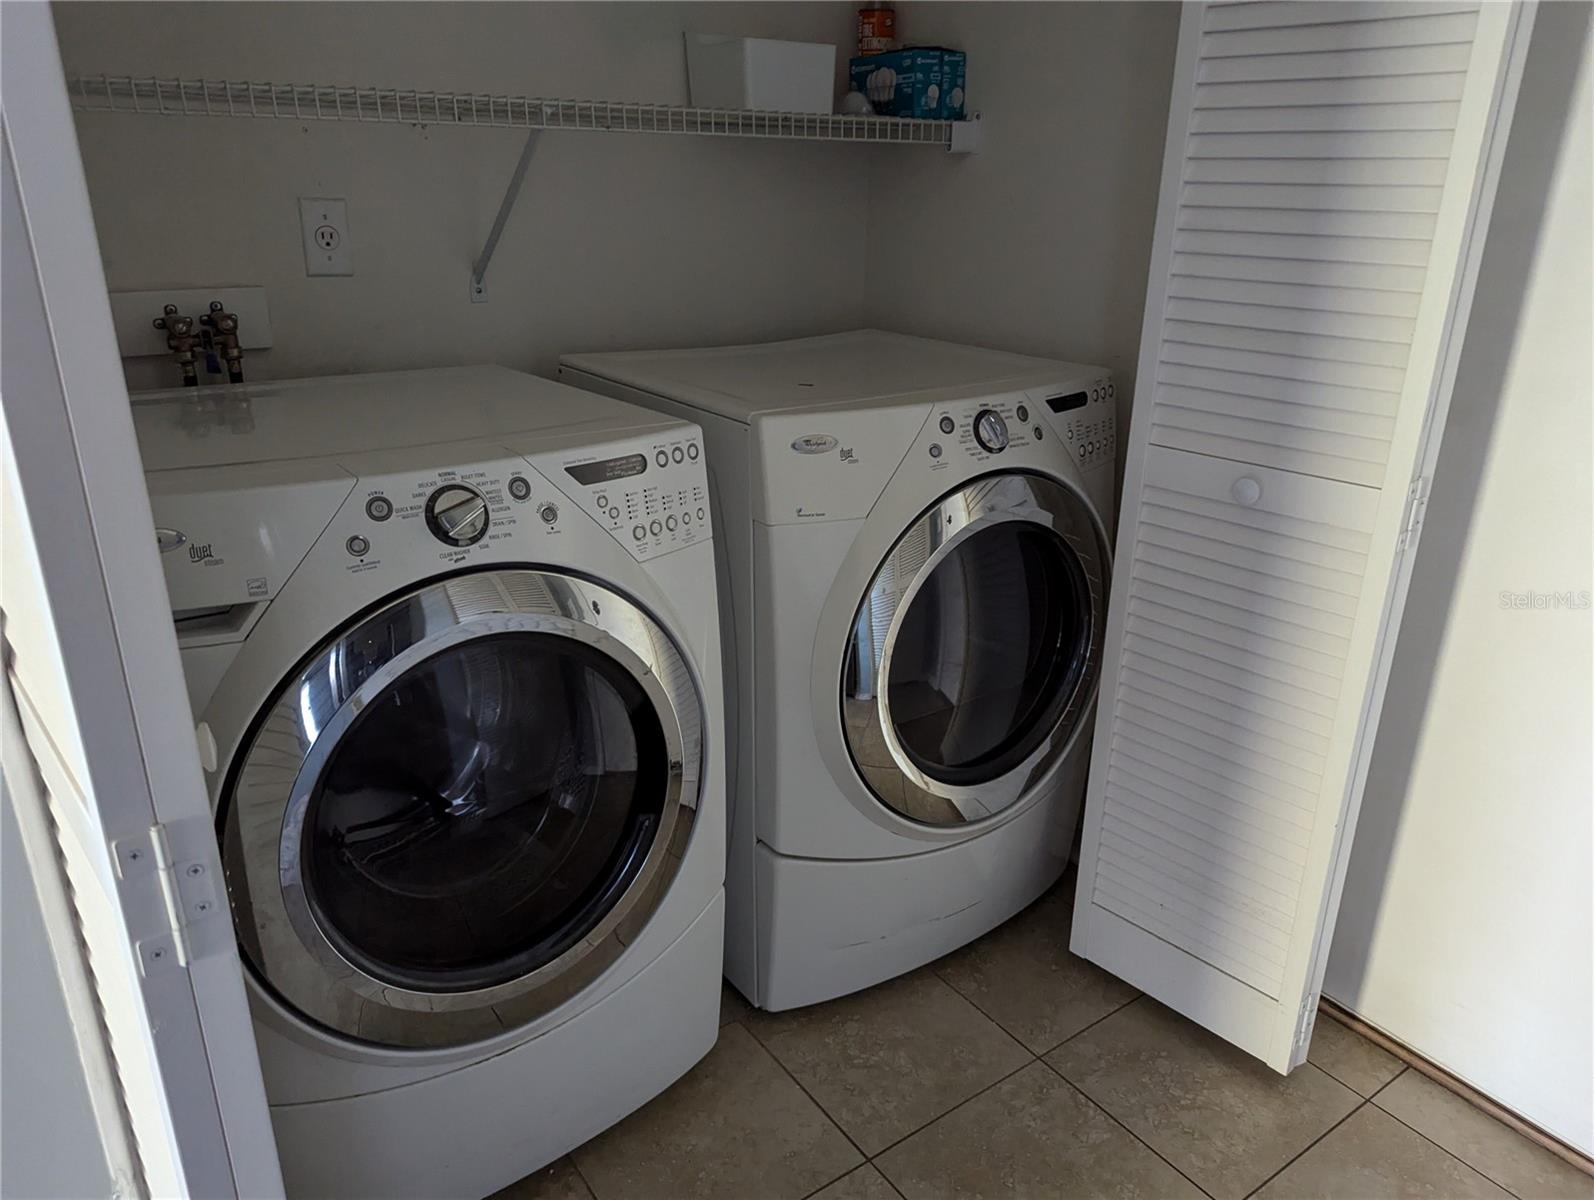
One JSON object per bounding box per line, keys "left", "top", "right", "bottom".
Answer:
{"left": 858, "top": 5, "right": 896, "bottom": 55}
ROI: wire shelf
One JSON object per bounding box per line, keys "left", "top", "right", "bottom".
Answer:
{"left": 66, "top": 75, "right": 974, "bottom": 150}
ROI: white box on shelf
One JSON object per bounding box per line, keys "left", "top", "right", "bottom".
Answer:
{"left": 686, "top": 35, "right": 836, "bottom": 114}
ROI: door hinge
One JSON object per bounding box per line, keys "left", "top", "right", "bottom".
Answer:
{"left": 112, "top": 820, "right": 222, "bottom": 976}
{"left": 1398, "top": 476, "right": 1430, "bottom": 549}
{"left": 1294, "top": 994, "right": 1318, "bottom": 1052}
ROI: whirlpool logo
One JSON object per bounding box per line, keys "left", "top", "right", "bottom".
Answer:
{"left": 790, "top": 433, "right": 838, "bottom": 455}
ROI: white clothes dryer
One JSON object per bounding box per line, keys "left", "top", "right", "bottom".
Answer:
{"left": 561, "top": 331, "right": 1118, "bottom": 1009}
{"left": 134, "top": 366, "right": 725, "bottom": 1198}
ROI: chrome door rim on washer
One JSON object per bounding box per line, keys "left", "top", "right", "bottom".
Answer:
{"left": 840, "top": 473, "right": 1109, "bottom": 827}
{"left": 221, "top": 568, "right": 702, "bottom": 1049}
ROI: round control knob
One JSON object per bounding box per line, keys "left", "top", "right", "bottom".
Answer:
{"left": 973, "top": 409, "right": 1010, "bottom": 454}
{"left": 507, "top": 475, "right": 532, "bottom": 502}
{"left": 537, "top": 502, "right": 559, "bottom": 525}
{"left": 425, "top": 484, "right": 489, "bottom": 546}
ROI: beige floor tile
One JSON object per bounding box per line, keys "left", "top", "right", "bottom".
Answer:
{"left": 720, "top": 979, "right": 754, "bottom": 1027}
{"left": 934, "top": 884, "right": 1138, "bottom": 1054}
{"left": 810, "top": 1163, "right": 901, "bottom": 1200}
{"left": 1305, "top": 1015, "right": 1405, "bottom": 1097}
{"left": 489, "top": 1157, "right": 593, "bottom": 1200}
{"left": 572, "top": 1024, "right": 861, "bottom": 1200}
{"left": 876, "top": 1061, "right": 1205, "bottom": 1200}
{"left": 1374, "top": 1070, "right": 1594, "bottom": 1199}
{"left": 1254, "top": 1104, "right": 1512, "bottom": 1199}
{"left": 1046, "top": 999, "right": 1360, "bottom": 1200}
{"left": 749, "top": 970, "right": 1032, "bottom": 1155}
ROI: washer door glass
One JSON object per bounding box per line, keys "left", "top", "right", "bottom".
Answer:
{"left": 304, "top": 631, "right": 666, "bottom": 993}
{"left": 222, "top": 569, "right": 702, "bottom": 1049}
{"left": 842, "top": 473, "right": 1108, "bottom": 827}
{"left": 887, "top": 523, "right": 1089, "bottom": 785}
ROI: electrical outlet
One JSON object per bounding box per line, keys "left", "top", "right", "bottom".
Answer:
{"left": 299, "top": 197, "right": 352, "bottom": 276}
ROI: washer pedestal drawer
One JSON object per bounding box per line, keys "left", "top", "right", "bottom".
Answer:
{"left": 270, "top": 892, "right": 724, "bottom": 1200}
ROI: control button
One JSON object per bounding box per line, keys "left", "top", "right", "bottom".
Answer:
{"left": 608, "top": 506, "right": 620, "bottom": 520}
{"left": 687, "top": 443, "right": 700, "bottom": 461}
{"left": 1107, "top": 383, "right": 1115, "bottom": 398}
{"left": 973, "top": 408, "right": 1010, "bottom": 454}
{"left": 938, "top": 415, "right": 956, "bottom": 435}
{"left": 697, "top": 507, "right": 706, "bottom": 521}
{"left": 1067, "top": 427, "right": 1074, "bottom": 440}
{"left": 537, "top": 502, "right": 559, "bottom": 525}
{"left": 425, "top": 483, "right": 490, "bottom": 547}
{"left": 656, "top": 450, "right": 669, "bottom": 468}
{"left": 1016, "top": 404, "right": 1030, "bottom": 423}
{"left": 1092, "top": 388, "right": 1100, "bottom": 401}
{"left": 596, "top": 493, "right": 609, "bottom": 508}
{"left": 346, "top": 534, "right": 370, "bottom": 557}
{"left": 682, "top": 510, "right": 692, "bottom": 525}
{"left": 666, "top": 515, "right": 678, "bottom": 531}
{"left": 632, "top": 524, "right": 646, "bottom": 541}
{"left": 1033, "top": 425, "right": 1045, "bottom": 441}
{"left": 649, "top": 519, "right": 662, "bottom": 536}
{"left": 671, "top": 446, "right": 684, "bottom": 464}
{"left": 364, "top": 496, "right": 393, "bottom": 522}
{"left": 929, "top": 443, "right": 943, "bottom": 459}
{"left": 507, "top": 475, "right": 532, "bottom": 502}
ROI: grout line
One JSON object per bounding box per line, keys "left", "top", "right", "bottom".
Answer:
{"left": 1372, "top": 1087, "right": 1540, "bottom": 1200}
{"left": 797, "top": 1162, "right": 870, "bottom": 1200}
{"left": 741, "top": 1018, "right": 873, "bottom": 1165}
{"left": 864, "top": 1057, "right": 1039, "bottom": 1164}
{"left": 566, "top": 1153, "right": 599, "bottom": 1200}
{"left": 1240, "top": 1099, "right": 1368, "bottom": 1199}
{"left": 1036, "top": 1057, "right": 1216, "bottom": 1200}
{"left": 927, "top": 962, "right": 1052, "bottom": 1060}
{"left": 1032, "top": 990, "right": 1146, "bottom": 1059}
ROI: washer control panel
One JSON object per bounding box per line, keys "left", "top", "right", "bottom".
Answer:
{"left": 1041, "top": 376, "right": 1116, "bottom": 468}
{"left": 555, "top": 430, "right": 710, "bottom": 561}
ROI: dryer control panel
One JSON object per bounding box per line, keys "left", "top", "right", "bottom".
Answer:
{"left": 544, "top": 429, "right": 711, "bottom": 561}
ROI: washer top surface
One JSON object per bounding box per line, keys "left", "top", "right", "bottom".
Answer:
{"left": 562, "top": 330, "right": 1103, "bottom": 423}
{"left": 134, "top": 365, "right": 670, "bottom": 473}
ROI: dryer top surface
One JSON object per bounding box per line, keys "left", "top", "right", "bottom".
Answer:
{"left": 133, "top": 365, "right": 679, "bottom": 473}
{"left": 562, "top": 330, "right": 1105, "bottom": 423}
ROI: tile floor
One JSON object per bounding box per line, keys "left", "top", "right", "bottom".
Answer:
{"left": 497, "top": 880, "right": 1594, "bottom": 1200}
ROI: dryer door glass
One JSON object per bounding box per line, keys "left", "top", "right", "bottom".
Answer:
{"left": 302, "top": 631, "right": 666, "bottom": 993}
{"left": 842, "top": 473, "right": 1109, "bottom": 827}
{"left": 887, "top": 523, "right": 1089, "bottom": 783}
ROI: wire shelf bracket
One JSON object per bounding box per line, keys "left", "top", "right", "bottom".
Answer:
{"left": 470, "top": 130, "right": 540, "bottom": 303}
{"left": 67, "top": 75, "right": 982, "bottom": 301}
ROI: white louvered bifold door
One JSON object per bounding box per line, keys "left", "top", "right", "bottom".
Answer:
{"left": 1071, "top": 0, "right": 1535, "bottom": 1072}
{"left": 2, "top": 6, "right": 282, "bottom": 1194}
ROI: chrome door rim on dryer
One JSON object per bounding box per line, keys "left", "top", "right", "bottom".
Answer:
{"left": 841, "top": 472, "right": 1110, "bottom": 827}
{"left": 222, "top": 568, "right": 702, "bottom": 1048}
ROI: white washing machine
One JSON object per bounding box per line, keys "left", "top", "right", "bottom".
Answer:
{"left": 133, "top": 366, "right": 725, "bottom": 1198}
{"left": 561, "top": 331, "right": 1117, "bottom": 1009}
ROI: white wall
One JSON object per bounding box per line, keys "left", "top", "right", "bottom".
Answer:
{"left": 864, "top": 2, "right": 1181, "bottom": 444}
{"left": 55, "top": 1, "right": 1179, "bottom": 405}
{"left": 1324, "top": 4, "right": 1594, "bottom": 1155}
{"left": 52, "top": 1, "right": 869, "bottom": 390}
